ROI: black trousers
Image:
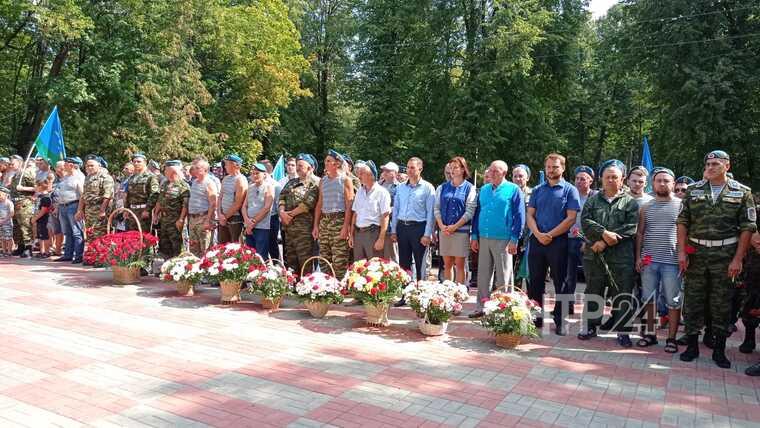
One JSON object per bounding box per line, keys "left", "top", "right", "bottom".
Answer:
{"left": 268, "top": 214, "right": 281, "bottom": 260}
{"left": 529, "top": 235, "right": 569, "bottom": 325}
{"left": 397, "top": 222, "right": 426, "bottom": 281}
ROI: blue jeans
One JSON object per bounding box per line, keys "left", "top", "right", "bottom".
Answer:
{"left": 59, "top": 201, "right": 84, "bottom": 259}
{"left": 245, "top": 228, "right": 270, "bottom": 260}
{"left": 640, "top": 262, "right": 682, "bottom": 309}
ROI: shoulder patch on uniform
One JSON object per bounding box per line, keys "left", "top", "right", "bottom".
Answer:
{"left": 689, "top": 189, "right": 705, "bottom": 197}
{"left": 749, "top": 206, "right": 757, "bottom": 222}
{"left": 727, "top": 179, "right": 751, "bottom": 191}
{"left": 726, "top": 190, "right": 744, "bottom": 198}
{"left": 691, "top": 179, "right": 707, "bottom": 188}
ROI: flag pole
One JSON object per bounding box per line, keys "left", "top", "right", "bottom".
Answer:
{"left": 15, "top": 141, "right": 37, "bottom": 191}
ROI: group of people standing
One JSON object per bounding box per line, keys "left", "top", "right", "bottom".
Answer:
{"left": 1, "top": 147, "right": 759, "bottom": 376}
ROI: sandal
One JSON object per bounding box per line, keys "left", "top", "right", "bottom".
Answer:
{"left": 636, "top": 334, "right": 658, "bottom": 347}
{"left": 664, "top": 338, "right": 678, "bottom": 353}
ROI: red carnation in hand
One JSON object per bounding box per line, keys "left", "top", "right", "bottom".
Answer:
{"left": 685, "top": 245, "right": 696, "bottom": 255}
{"left": 642, "top": 255, "right": 653, "bottom": 266}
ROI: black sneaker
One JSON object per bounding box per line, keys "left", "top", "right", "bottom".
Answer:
{"left": 617, "top": 334, "right": 633, "bottom": 348}
{"left": 468, "top": 311, "right": 484, "bottom": 319}
{"left": 578, "top": 327, "right": 597, "bottom": 340}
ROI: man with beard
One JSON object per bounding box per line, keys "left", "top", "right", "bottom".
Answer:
{"left": 635, "top": 168, "right": 682, "bottom": 353}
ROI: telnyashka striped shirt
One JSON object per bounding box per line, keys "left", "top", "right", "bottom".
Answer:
{"left": 640, "top": 198, "right": 681, "bottom": 265}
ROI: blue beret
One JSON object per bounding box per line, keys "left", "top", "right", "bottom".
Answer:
{"left": 148, "top": 160, "right": 160, "bottom": 170}
{"left": 0, "top": 157, "right": 8, "bottom": 163}
{"left": 327, "top": 149, "right": 344, "bottom": 163}
{"left": 355, "top": 160, "right": 378, "bottom": 180}
{"left": 251, "top": 162, "right": 267, "bottom": 172}
{"left": 342, "top": 153, "right": 353, "bottom": 167}
{"left": 598, "top": 159, "right": 626, "bottom": 178}
{"left": 574, "top": 165, "right": 594, "bottom": 179}
{"left": 514, "top": 164, "right": 531, "bottom": 178}
{"left": 0, "top": 186, "right": 10, "bottom": 194}
{"left": 224, "top": 154, "right": 243, "bottom": 165}
{"left": 131, "top": 152, "right": 146, "bottom": 161}
{"left": 97, "top": 156, "right": 108, "bottom": 169}
{"left": 64, "top": 156, "right": 83, "bottom": 166}
{"left": 296, "top": 153, "right": 317, "bottom": 170}
{"left": 675, "top": 176, "right": 694, "bottom": 185}
{"left": 704, "top": 150, "right": 730, "bottom": 162}
{"left": 165, "top": 160, "right": 182, "bottom": 167}
{"left": 651, "top": 167, "right": 674, "bottom": 179}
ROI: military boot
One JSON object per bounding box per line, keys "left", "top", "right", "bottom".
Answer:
{"left": 20, "top": 246, "right": 32, "bottom": 258}
{"left": 712, "top": 334, "right": 731, "bottom": 369}
{"left": 703, "top": 328, "right": 714, "bottom": 349}
{"left": 739, "top": 324, "right": 756, "bottom": 354}
{"left": 679, "top": 334, "right": 700, "bottom": 362}
{"left": 11, "top": 246, "right": 23, "bottom": 256}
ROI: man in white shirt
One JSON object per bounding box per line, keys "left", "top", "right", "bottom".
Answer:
{"left": 350, "top": 160, "right": 390, "bottom": 260}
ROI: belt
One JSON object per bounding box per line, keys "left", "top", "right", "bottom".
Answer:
{"left": 189, "top": 213, "right": 207, "bottom": 218}
{"left": 355, "top": 224, "right": 379, "bottom": 232}
{"left": 322, "top": 211, "right": 345, "bottom": 218}
{"left": 398, "top": 220, "right": 424, "bottom": 226}
{"left": 690, "top": 237, "right": 738, "bottom": 247}
{"left": 130, "top": 204, "right": 147, "bottom": 209}
{"left": 60, "top": 200, "right": 79, "bottom": 207}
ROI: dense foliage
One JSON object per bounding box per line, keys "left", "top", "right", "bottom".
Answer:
{"left": 1, "top": 1, "right": 758, "bottom": 186}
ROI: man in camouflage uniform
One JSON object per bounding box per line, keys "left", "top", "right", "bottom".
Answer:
{"left": 678, "top": 150, "right": 757, "bottom": 369}
{"left": 577, "top": 160, "right": 639, "bottom": 348}
{"left": 153, "top": 160, "right": 189, "bottom": 259}
{"left": 76, "top": 155, "right": 114, "bottom": 244}
{"left": 279, "top": 153, "right": 319, "bottom": 275}
{"left": 9, "top": 155, "right": 36, "bottom": 257}
{"left": 125, "top": 153, "right": 160, "bottom": 233}
{"left": 312, "top": 150, "right": 353, "bottom": 279}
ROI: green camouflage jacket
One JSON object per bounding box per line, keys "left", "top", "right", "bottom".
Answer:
{"left": 581, "top": 190, "right": 639, "bottom": 263}
{"left": 157, "top": 179, "right": 190, "bottom": 219}
{"left": 126, "top": 171, "right": 160, "bottom": 210}
{"left": 279, "top": 175, "right": 320, "bottom": 216}
{"left": 9, "top": 168, "right": 36, "bottom": 201}
{"left": 677, "top": 179, "right": 757, "bottom": 240}
{"left": 83, "top": 169, "right": 115, "bottom": 207}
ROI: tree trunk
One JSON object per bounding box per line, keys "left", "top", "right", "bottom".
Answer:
{"left": 593, "top": 125, "right": 606, "bottom": 169}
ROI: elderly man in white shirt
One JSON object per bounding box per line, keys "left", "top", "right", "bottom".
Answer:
{"left": 350, "top": 160, "right": 391, "bottom": 260}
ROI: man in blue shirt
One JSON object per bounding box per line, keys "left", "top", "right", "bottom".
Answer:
{"left": 468, "top": 160, "right": 525, "bottom": 318}
{"left": 391, "top": 157, "right": 436, "bottom": 306}
{"left": 526, "top": 153, "right": 581, "bottom": 335}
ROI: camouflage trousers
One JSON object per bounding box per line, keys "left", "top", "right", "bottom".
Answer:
{"left": 318, "top": 213, "right": 351, "bottom": 279}
{"left": 84, "top": 206, "right": 109, "bottom": 242}
{"left": 158, "top": 216, "right": 184, "bottom": 259}
{"left": 126, "top": 207, "right": 153, "bottom": 235}
{"left": 13, "top": 199, "right": 33, "bottom": 247}
{"left": 283, "top": 215, "right": 315, "bottom": 276}
{"left": 188, "top": 214, "right": 212, "bottom": 257}
{"left": 683, "top": 244, "right": 735, "bottom": 336}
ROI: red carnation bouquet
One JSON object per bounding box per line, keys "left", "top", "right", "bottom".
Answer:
{"left": 83, "top": 231, "right": 159, "bottom": 268}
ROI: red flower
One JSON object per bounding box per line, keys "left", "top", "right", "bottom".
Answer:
{"left": 164, "top": 274, "right": 172, "bottom": 281}
{"left": 685, "top": 245, "right": 696, "bottom": 255}
{"left": 642, "top": 255, "right": 653, "bottom": 266}
{"left": 369, "top": 287, "right": 378, "bottom": 296}
{"left": 378, "top": 282, "right": 387, "bottom": 291}
{"left": 498, "top": 302, "right": 507, "bottom": 310}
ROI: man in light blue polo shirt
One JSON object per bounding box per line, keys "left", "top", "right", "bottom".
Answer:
{"left": 526, "top": 153, "right": 581, "bottom": 334}
{"left": 468, "top": 160, "right": 525, "bottom": 318}
{"left": 391, "top": 157, "right": 435, "bottom": 306}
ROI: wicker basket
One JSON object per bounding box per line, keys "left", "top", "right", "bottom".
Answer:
{"left": 364, "top": 303, "right": 390, "bottom": 327}
{"left": 220, "top": 280, "right": 242, "bottom": 304}
{"left": 176, "top": 280, "right": 194, "bottom": 296}
{"left": 261, "top": 296, "right": 283, "bottom": 311}
{"left": 419, "top": 320, "right": 448, "bottom": 336}
{"left": 112, "top": 265, "right": 141, "bottom": 285}
{"left": 304, "top": 300, "right": 329, "bottom": 318}
{"left": 495, "top": 333, "right": 522, "bottom": 349}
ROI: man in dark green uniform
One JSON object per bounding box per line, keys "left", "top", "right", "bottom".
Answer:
{"left": 9, "top": 155, "right": 36, "bottom": 257}
{"left": 125, "top": 153, "right": 160, "bottom": 233}
{"left": 678, "top": 150, "right": 756, "bottom": 369}
{"left": 577, "top": 159, "right": 639, "bottom": 348}
{"left": 153, "top": 160, "right": 189, "bottom": 259}
{"left": 279, "top": 153, "right": 319, "bottom": 275}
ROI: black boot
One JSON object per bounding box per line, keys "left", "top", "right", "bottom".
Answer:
{"left": 680, "top": 334, "right": 700, "bottom": 362}
{"left": 746, "top": 362, "right": 760, "bottom": 376}
{"left": 712, "top": 334, "right": 731, "bottom": 369}
{"left": 740, "top": 324, "right": 756, "bottom": 354}
{"left": 20, "top": 246, "right": 32, "bottom": 258}
{"left": 11, "top": 246, "right": 23, "bottom": 256}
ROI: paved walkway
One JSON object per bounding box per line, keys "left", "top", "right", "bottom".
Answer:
{"left": 0, "top": 259, "right": 759, "bottom": 428}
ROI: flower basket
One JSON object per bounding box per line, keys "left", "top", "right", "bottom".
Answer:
{"left": 364, "top": 302, "right": 390, "bottom": 327}
{"left": 495, "top": 333, "right": 522, "bottom": 349}
{"left": 344, "top": 258, "right": 411, "bottom": 307}
{"left": 160, "top": 253, "right": 203, "bottom": 296}
{"left": 295, "top": 256, "right": 344, "bottom": 318}
{"left": 304, "top": 301, "right": 329, "bottom": 318}
{"left": 84, "top": 208, "right": 158, "bottom": 286}
{"left": 481, "top": 290, "right": 541, "bottom": 348}
{"left": 419, "top": 319, "right": 448, "bottom": 336}
{"left": 247, "top": 258, "right": 296, "bottom": 311}
{"left": 113, "top": 265, "right": 140, "bottom": 285}
{"left": 220, "top": 280, "right": 242, "bottom": 304}
{"left": 404, "top": 280, "right": 469, "bottom": 327}
{"left": 201, "top": 243, "right": 265, "bottom": 304}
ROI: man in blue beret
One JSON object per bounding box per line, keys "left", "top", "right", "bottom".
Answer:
{"left": 674, "top": 176, "right": 694, "bottom": 199}
{"left": 279, "top": 154, "right": 320, "bottom": 274}
{"left": 578, "top": 159, "right": 639, "bottom": 347}
{"left": 76, "top": 155, "right": 115, "bottom": 247}
{"left": 218, "top": 154, "right": 248, "bottom": 245}
{"left": 564, "top": 165, "right": 597, "bottom": 315}
{"left": 678, "top": 150, "right": 756, "bottom": 368}
{"left": 125, "top": 152, "right": 160, "bottom": 233}
{"left": 8, "top": 155, "right": 37, "bottom": 257}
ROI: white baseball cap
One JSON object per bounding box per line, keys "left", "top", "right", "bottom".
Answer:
{"left": 380, "top": 162, "right": 399, "bottom": 172}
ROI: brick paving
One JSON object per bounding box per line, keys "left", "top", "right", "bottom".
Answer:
{"left": 1, "top": 259, "right": 760, "bottom": 427}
